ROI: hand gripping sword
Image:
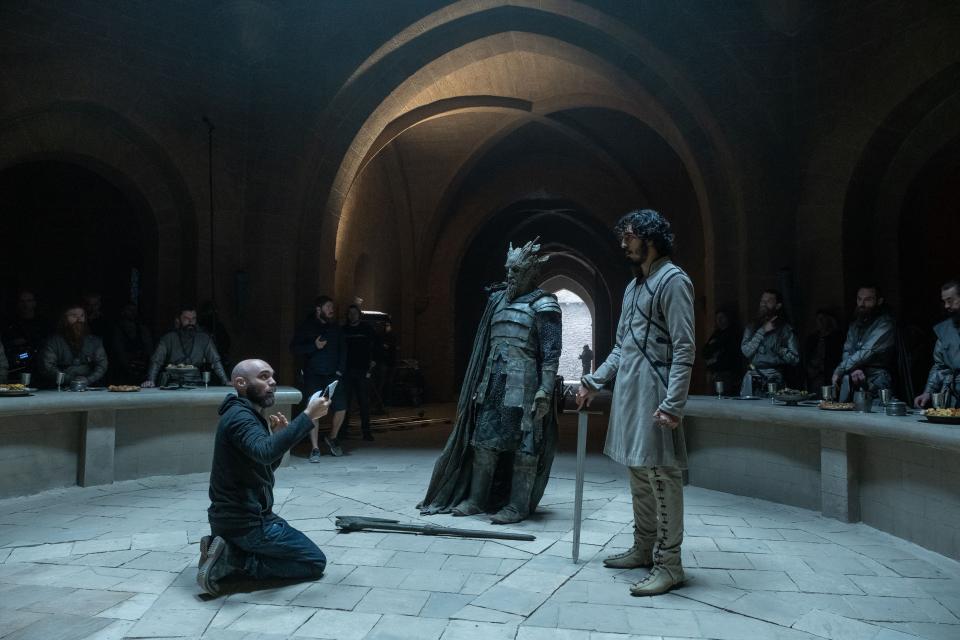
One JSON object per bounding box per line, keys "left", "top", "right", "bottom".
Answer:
{"left": 335, "top": 516, "right": 535, "bottom": 541}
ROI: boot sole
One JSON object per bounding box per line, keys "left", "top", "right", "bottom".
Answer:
{"left": 197, "top": 537, "right": 226, "bottom": 595}
{"left": 604, "top": 560, "right": 654, "bottom": 569}
{"left": 198, "top": 535, "right": 211, "bottom": 568}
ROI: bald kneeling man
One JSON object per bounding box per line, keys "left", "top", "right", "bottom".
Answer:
{"left": 198, "top": 359, "right": 330, "bottom": 596}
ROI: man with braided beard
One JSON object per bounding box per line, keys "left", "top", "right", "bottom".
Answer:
{"left": 578, "top": 209, "right": 695, "bottom": 597}
{"left": 39, "top": 305, "right": 108, "bottom": 387}
{"left": 419, "top": 239, "right": 562, "bottom": 525}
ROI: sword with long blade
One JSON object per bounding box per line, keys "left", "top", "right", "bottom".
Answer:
{"left": 565, "top": 408, "right": 602, "bottom": 563}
{"left": 335, "top": 516, "right": 535, "bottom": 541}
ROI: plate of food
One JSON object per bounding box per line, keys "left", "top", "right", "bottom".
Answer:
{"left": 0, "top": 383, "right": 35, "bottom": 397}
{"left": 819, "top": 401, "right": 855, "bottom": 411}
{"left": 108, "top": 385, "right": 141, "bottom": 392}
{"left": 920, "top": 408, "right": 960, "bottom": 424}
{"left": 774, "top": 388, "right": 818, "bottom": 405}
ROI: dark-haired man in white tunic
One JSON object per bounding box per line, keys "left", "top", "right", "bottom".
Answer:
{"left": 578, "top": 209, "right": 695, "bottom": 596}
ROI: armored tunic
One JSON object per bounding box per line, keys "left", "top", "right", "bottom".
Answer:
{"left": 741, "top": 321, "right": 800, "bottom": 386}
{"left": 924, "top": 319, "right": 960, "bottom": 404}
{"left": 582, "top": 258, "right": 695, "bottom": 469}
{"left": 40, "top": 334, "right": 108, "bottom": 386}
{"left": 833, "top": 313, "right": 896, "bottom": 392}
{"left": 146, "top": 330, "right": 228, "bottom": 385}
{"left": 472, "top": 290, "right": 561, "bottom": 453}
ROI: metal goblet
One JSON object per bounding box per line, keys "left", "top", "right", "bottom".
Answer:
{"left": 932, "top": 392, "right": 947, "bottom": 409}
{"left": 714, "top": 380, "right": 725, "bottom": 399}
{"left": 202, "top": 371, "right": 211, "bottom": 388}
{"left": 55, "top": 371, "right": 65, "bottom": 392}
{"left": 879, "top": 389, "right": 893, "bottom": 406}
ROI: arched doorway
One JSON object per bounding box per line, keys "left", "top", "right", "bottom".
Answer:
{"left": 548, "top": 286, "right": 595, "bottom": 383}
{"left": 0, "top": 160, "right": 156, "bottom": 320}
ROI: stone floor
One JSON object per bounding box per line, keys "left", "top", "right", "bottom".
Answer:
{"left": 1, "top": 414, "right": 959, "bottom": 640}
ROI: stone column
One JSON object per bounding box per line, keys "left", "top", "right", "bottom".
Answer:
{"left": 79, "top": 409, "right": 117, "bottom": 487}
{"left": 820, "top": 430, "right": 860, "bottom": 522}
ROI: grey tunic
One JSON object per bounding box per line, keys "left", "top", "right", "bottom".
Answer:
{"left": 146, "top": 330, "right": 228, "bottom": 385}
{"left": 833, "top": 313, "right": 896, "bottom": 392}
{"left": 741, "top": 321, "right": 800, "bottom": 386}
{"left": 40, "top": 334, "right": 108, "bottom": 386}
{"left": 582, "top": 258, "right": 695, "bottom": 469}
{"left": 924, "top": 319, "right": 960, "bottom": 403}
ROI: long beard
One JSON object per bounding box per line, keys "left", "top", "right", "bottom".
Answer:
{"left": 505, "top": 274, "right": 535, "bottom": 301}
{"left": 757, "top": 308, "right": 775, "bottom": 324}
{"left": 855, "top": 307, "right": 877, "bottom": 325}
{"left": 64, "top": 322, "right": 88, "bottom": 351}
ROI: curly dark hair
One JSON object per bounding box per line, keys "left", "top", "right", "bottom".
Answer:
{"left": 615, "top": 209, "right": 674, "bottom": 256}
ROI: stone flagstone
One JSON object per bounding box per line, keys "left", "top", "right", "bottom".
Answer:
{"left": 0, "top": 424, "right": 958, "bottom": 640}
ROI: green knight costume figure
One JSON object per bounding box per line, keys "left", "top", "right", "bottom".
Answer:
{"left": 418, "top": 239, "right": 562, "bottom": 525}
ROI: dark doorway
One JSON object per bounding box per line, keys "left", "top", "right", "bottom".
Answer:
{"left": 898, "top": 138, "right": 960, "bottom": 394}
{"left": 0, "top": 160, "right": 151, "bottom": 321}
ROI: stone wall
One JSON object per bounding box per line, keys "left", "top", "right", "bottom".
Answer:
{"left": 1, "top": 1, "right": 958, "bottom": 400}
{"left": 685, "top": 415, "right": 822, "bottom": 510}
{"left": 860, "top": 438, "right": 960, "bottom": 561}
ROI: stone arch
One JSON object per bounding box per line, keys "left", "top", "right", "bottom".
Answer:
{"left": 0, "top": 102, "right": 198, "bottom": 319}
{"left": 843, "top": 64, "right": 960, "bottom": 308}
{"left": 540, "top": 273, "right": 596, "bottom": 322}
{"left": 796, "top": 24, "right": 960, "bottom": 326}
{"left": 295, "top": 1, "right": 751, "bottom": 320}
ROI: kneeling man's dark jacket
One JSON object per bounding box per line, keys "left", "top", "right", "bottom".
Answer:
{"left": 208, "top": 395, "right": 314, "bottom": 533}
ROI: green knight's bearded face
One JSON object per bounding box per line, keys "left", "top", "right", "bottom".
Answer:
{"left": 503, "top": 240, "right": 548, "bottom": 301}
{"left": 505, "top": 258, "right": 538, "bottom": 301}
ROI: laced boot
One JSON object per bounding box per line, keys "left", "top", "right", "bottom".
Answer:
{"left": 603, "top": 530, "right": 654, "bottom": 569}
{"left": 629, "top": 564, "right": 685, "bottom": 596}
{"left": 630, "top": 466, "right": 685, "bottom": 596}
{"left": 490, "top": 453, "right": 538, "bottom": 525}
{"left": 452, "top": 447, "right": 497, "bottom": 516}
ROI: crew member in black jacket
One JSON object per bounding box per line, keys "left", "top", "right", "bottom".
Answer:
{"left": 197, "top": 358, "right": 330, "bottom": 596}
{"left": 290, "top": 296, "right": 348, "bottom": 460}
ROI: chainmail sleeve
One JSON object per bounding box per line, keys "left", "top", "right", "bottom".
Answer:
{"left": 536, "top": 311, "right": 562, "bottom": 394}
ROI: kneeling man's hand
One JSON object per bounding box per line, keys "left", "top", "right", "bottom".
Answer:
{"left": 305, "top": 394, "right": 331, "bottom": 422}
{"left": 268, "top": 413, "right": 289, "bottom": 432}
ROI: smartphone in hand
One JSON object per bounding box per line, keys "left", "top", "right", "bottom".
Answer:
{"left": 309, "top": 380, "right": 338, "bottom": 404}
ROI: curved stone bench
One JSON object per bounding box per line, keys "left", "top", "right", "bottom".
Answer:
{"left": 0, "top": 387, "right": 301, "bottom": 499}
{"left": 683, "top": 396, "right": 960, "bottom": 561}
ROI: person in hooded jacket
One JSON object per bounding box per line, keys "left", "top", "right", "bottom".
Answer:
{"left": 197, "top": 359, "right": 330, "bottom": 596}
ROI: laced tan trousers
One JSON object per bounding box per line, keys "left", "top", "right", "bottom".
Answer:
{"left": 628, "top": 466, "right": 684, "bottom": 575}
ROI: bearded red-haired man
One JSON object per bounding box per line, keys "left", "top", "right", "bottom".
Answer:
{"left": 39, "top": 304, "right": 108, "bottom": 388}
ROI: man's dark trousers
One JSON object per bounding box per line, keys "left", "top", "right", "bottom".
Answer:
{"left": 341, "top": 371, "right": 372, "bottom": 438}
{"left": 214, "top": 515, "right": 325, "bottom": 581}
